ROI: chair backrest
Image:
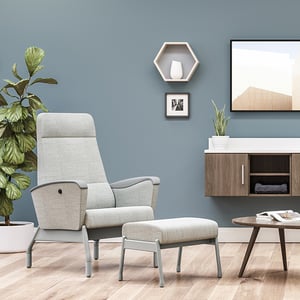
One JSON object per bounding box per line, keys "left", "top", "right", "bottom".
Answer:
{"left": 36, "top": 113, "right": 115, "bottom": 208}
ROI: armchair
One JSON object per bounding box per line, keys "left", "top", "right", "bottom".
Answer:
{"left": 27, "top": 113, "right": 160, "bottom": 277}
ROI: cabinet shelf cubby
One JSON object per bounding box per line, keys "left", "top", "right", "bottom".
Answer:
{"left": 249, "top": 154, "right": 290, "bottom": 195}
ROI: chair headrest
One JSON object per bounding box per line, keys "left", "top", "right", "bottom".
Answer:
{"left": 37, "top": 113, "right": 96, "bottom": 138}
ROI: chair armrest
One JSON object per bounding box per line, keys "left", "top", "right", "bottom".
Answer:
{"left": 110, "top": 176, "right": 160, "bottom": 209}
{"left": 31, "top": 180, "right": 88, "bottom": 230}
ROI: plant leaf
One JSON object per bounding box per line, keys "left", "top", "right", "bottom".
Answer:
{"left": 0, "top": 171, "right": 8, "bottom": 188}
{"left": 0, "top": 194, "right": 13, "bottom": 217}
{"left": 14, "top": 79, "right": 29, "bottom": 97}
{"left": 11, "top": 173, "right": 31, "bottom": 190}
{"left": 16, "top": 133, "right": 36, "bottom": 152}
{"left": 3, "top": 137, "right": 25, "bottom": 164}
{"left": 27, "top": 107, "right": 37, "bottom": 123}
{"left": 25, "top": 47, "right": 45, "bottom": 76}
{"left": 1, "top": 87, "right": 19, "bottom": 99}
{"left": 4, "top": 79, "right": 29, "bottom": 97}
{"left": 28, "top": 94, "right": 48, "bottom": 112}
{"left": 30, "top": 77, "right": 57, "bottom": 85}
{"left": 21, "top": 107, "right": 29, "bottom": 119}
{"left": 0, "top": 108, "right": 8, "bottom": 121}
{"left": 1, "top": 166, "right": 16, "bottom": 175}
{"left": 5, "top": 182, "right": 22, "bottom": 200}
{"left": 3, "top": 79, "right": 15, "bottom": 85}
{"left": 11, "top": 121, "right": 24, "bottom": 133}
{"left": 20, "top": 151, "right": 37, "bottom": 172}
{"left": 211, "top": 100, "right": 230, "bottom": 136}
{"left": 24, "top": 117, "right": 36, "bottom": 133}
{"left": 0, "top": 94, "right": 8, "bottom": 106}
{"left": 12, "top": 63, "right": 23, "bottom": 80}
{"left": 5, "top": 103, "right": 23, "bottom": 122}
{"left": 31, "top": 65, "right": 44, "bottom": 76}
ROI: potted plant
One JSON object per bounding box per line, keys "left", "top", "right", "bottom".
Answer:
{"left": 211, "top": 100, "right": 230, "bottom": 150}
{"left": 0, "top": 46, "right": 57, "bottom": 252}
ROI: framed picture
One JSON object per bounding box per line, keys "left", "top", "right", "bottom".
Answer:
{"left": 231, "top": 39, "right": 300, "bottom": 111}
{"left": 165, "top": 93, "right": 190, "bottom": 118}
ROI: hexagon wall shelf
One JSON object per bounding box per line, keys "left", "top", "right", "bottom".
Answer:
{"left": 153, "top": 42, "right": 199, "bottom": 82}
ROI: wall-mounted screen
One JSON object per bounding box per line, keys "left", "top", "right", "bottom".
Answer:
{"left": 230, "top": 40, "right": 300, "bottom": 111}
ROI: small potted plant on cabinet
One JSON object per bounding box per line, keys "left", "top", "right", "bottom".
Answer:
{"left": 0, "top": 46, "right": 57, "bottom": 252}
{"left": 211, "top": 100, "right": 230, "bottom": 150}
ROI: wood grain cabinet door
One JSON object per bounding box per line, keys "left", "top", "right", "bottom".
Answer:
{"left": 292, "top": 154, "right": 300, "bottom": 196}
{"left": 205, "top": 153, "right": 249, "bottom": 196}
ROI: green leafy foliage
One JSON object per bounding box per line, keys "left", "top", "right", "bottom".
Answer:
{"left": 211, "top": 100, "right": 230, "bottom": 136}
{"left": 0, "top": 46, "right": 57, "bottom": 224}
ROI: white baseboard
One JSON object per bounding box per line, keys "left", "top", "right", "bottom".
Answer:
{"left": 218, "top": 227, "right": 300, "bottom": 243}
{"left": 100, "top": 227, "right": 300, "bottom": 243}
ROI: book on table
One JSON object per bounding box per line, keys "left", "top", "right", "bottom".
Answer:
{"left": 256, "top": 210, "right": 300, "bottom": 222}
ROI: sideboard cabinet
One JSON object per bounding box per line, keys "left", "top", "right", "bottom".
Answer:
{"left": 204, "top": 138, "right": 300, "bottom": 197}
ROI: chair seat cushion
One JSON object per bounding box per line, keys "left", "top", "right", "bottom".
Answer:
{"left": 85, "top": 206, "right": 154, "bottom": 229}
{"left": 122, "top": 217, "right": 218, "bottom": 244}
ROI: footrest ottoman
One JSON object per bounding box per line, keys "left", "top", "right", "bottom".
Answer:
{"left": 118, "top": 217, "right": 222, "bottom": 287}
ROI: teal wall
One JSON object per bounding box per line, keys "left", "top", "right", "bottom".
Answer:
{"left": 2, "top": 0, "right": 300, "bottom": 226}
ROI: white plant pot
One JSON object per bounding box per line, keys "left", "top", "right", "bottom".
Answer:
{"left": 0, "top": 221, "right": 34, "bottom": 253}
{"left": 212, "top": 136, "right": 230, "bottom": 150}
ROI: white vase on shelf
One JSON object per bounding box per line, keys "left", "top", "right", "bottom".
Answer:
{"left": 170, "top": 60, "right": 183, "bottom": 79}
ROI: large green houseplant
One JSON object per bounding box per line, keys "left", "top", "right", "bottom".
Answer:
{"left": 0, "top": 46, "right": 57, "bottom": 226}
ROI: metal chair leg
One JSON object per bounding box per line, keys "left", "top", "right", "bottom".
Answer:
{"left": 82, "top": 226, "right": 92, "bottom": 277}
{"left": 26, "top": 227, "right": 40, "bottom": 268}
{"left": 153, "top": 252, "right": 158, "bottom": 268}
{"left": 119, "top": 237, "right": 126, "bottom": 281}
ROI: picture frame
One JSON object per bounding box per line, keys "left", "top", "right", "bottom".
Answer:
{"left": 165, "top": 93, "right": 190, "bottom": 118}
{"left": 230, "top": 39, "right": 300, "bottom": 112}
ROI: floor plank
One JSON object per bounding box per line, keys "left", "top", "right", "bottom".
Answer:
{"left": 1, "top": 242, "right": 300, "bottom": 299}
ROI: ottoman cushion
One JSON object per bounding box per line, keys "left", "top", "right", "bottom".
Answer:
{"left": 122, "top": 217, "right": 218, "bottom": 244}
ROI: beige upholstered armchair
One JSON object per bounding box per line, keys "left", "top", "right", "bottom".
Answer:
{"left": 27, "top": 113, "right": 160, "bottom": 277}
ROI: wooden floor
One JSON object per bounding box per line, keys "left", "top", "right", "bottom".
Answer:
{"left": 1, "top": 242, "right": 300, "bottom": 300}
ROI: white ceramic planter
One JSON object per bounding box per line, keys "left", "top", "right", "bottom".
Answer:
{"left": 0, "top": 221, "right": 34, "bottom": 253}
{"left": 212, "top": 136, "right": 230, "bottom": 150}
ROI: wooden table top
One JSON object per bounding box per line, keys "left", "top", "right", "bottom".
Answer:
{"left": 232, "top": 216, "right": 300, "bottom": 229}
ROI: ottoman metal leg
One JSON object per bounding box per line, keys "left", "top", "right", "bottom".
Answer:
{"left": 94, "top": 240, "right": 99, "bottom": 260}
{"left": 214, "top": 237, "right": 222, "bottom": 278}
{"left": 155, "top": 239, "right": 164, "bottom": 288}
{"left": 177, "top": 246, "right": 183, "bottom": 272}
{"left": 118, "top": 237, "right": 165, "bottom": 287}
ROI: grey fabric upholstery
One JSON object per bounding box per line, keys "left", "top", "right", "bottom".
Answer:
{"left": 122, "top": 217, "right": 218, "bottom": 244}
{"left": 28, "top": 113, "right": 160, "bottom": 277}
{"left": 85, "top": 206, "right": 154, "bottom": 228}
